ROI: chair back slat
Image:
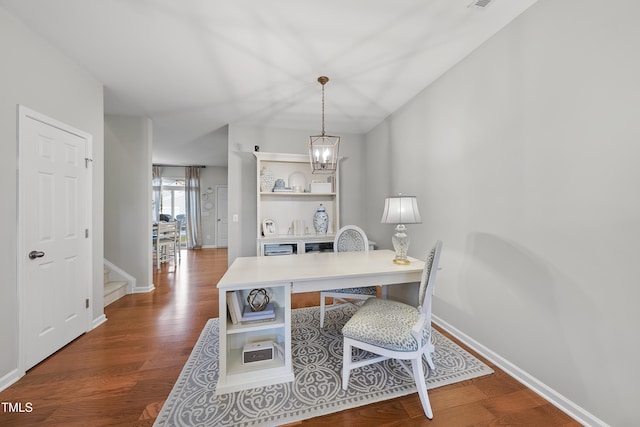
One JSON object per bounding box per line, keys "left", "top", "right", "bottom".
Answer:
{"left": 418, "top": 240, "right": 443, "bottom": 314}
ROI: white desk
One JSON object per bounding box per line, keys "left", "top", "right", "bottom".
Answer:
{"left": 216, "top": 249, "right": 425, "bottom": 394}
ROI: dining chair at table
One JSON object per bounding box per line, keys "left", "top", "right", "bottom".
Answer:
{"left": 155, "top": 221, "right": 180, "bottom": 270}
{"left": 319, "top": 225, "right": 377, "bottom": 328}
{"left": 341, "top": 240, "right": 443, "bottom": 419}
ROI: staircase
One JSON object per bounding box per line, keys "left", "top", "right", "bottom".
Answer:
{"left": 104, "top": 267, "right": 128, "bottom": 307}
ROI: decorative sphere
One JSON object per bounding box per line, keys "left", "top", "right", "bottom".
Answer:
{"left": 247, "top": 288, "right": 270, "bottom": 311}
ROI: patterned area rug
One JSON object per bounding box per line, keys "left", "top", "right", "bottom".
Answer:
{"left": 154, "top": 305, "right": 493, "bottom": 426}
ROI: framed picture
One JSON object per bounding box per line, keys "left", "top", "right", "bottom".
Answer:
{"left": 262, "top": 218, "right": 278, "bottom": 236}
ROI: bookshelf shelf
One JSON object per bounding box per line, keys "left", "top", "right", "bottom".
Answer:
{"left": 226, "top": 308, "right": 286, "bottom": 334}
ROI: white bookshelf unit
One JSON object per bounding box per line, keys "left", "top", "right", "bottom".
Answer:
{"left": 254, "top": 152, "right": 340, "bottom": 256}
{"left": 217, "top": 284, "right": 293, "bottom": 394}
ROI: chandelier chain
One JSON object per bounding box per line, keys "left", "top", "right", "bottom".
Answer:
{"left": 321, "top": 82, "right": 325, "bottom": 136}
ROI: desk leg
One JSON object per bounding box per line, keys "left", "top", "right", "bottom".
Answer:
{"left": 282, "top": 284, "right": 293, "bottom": 375}
{"left": 218, "top": 290, "right": 228, "bottom": 386}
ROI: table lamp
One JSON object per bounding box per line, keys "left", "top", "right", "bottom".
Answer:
{"left": 380, "top": 194, "right": 422, "bottom": 264}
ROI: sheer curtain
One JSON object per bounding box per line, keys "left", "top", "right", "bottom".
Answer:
{"left": 185, "top": 167, "right": 203, "bottom": 249}
{"left": 152, "top": 165, "right": 161, "bottom": 223}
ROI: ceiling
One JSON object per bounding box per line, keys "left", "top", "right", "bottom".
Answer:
{"left": 1, "top": 0, "right": 538, "bottom": 167}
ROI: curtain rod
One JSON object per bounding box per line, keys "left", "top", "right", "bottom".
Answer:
{"left": 153, "top": 164, "right": 206, "bottom": 168}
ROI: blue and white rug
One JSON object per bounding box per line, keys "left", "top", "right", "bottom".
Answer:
{"left": 154, "top": 305, "right": 493, "bottom": 426}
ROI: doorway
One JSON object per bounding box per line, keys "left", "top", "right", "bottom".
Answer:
{"left": 18, "top": 106, "right": 92, "bottom": 372}
{"left": 159, "top": 177, "right": 186, "bottom": 246}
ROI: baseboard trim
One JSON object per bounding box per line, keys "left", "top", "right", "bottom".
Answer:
{"left": 91, "top": 314, "right": 107, "bottom": 331}
{"left": 132, "top": 284, "right": 155, "bottom": 293}
{"left": 432, "top": 315, "right": 608, "bottom": 427}
{"left": 0, "top": 368, "right": 21, "bottom": 393}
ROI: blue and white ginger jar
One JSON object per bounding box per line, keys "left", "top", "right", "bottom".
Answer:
{"left": 313, "top": 204, "right": 329, "bottom": 234}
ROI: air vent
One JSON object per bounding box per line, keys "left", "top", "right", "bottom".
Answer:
{"left": 468, "top": 0, "right": 494, "bottom": 9}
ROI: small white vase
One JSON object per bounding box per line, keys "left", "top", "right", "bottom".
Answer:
{"left": 260, "top": 167, "right": 274, "bottom": 192}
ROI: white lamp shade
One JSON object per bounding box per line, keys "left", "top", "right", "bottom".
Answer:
{"left": 380, "top": 195, "right": 422, "bottom": 224}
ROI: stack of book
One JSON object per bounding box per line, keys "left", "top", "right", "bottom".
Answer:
{"left": 241, "top": 302, "right": 276, "bottom": 323}
{"left": 227, "top": 291, "right": 277, "bottom": 324}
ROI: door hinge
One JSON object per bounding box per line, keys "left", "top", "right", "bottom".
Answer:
{"left": 85, "top": 157, "right": 93, "bottom": 168}
{"left": 85, "top": 229, "right": 89, "bottom": 238}
{"left": 86, "top": 298, "right": 90, "bottom": 309}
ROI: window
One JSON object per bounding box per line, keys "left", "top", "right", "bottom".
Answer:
{"left": 154, "top": 177, "right": 186, "bottom": 246}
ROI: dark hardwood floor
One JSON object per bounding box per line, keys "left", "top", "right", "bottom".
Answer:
{"left": 0, "top": 248, "right": 580, "bottom": 426}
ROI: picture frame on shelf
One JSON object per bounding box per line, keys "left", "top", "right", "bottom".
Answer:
{"left": 262, "top": 218, "right": 278, "bottom": 236}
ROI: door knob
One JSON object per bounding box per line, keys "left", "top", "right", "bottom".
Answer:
{"left": 28, "top": 251, "right": 45, "bottom": 260}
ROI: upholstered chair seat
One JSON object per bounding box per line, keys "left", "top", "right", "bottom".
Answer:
{"left": 341, "top": 298, "right": 429, "bottom": 352}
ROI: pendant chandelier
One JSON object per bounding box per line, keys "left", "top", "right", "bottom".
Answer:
{"left": 309, "top": 76, "right": 340, "bottom": 174}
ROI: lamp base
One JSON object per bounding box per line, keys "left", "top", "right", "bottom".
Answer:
{"left": 391, "top": 224, "right": 411, "bottom": 265}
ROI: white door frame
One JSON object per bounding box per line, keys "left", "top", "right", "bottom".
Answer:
{"left": 17, "top": 105, "right": 93, "bottom": 376}
{"left": 215, "top": 185, "right": 228, "bottom": 248}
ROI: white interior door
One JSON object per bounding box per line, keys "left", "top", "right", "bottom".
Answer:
{"left": 216, "top": 185, "right": 228, "bottom": 248}
{"left": 18, "top": 107, "right": 92, "bottom": 371}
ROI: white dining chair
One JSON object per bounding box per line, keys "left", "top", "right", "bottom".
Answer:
{"left": 155, "top": 221, "right": 180, "bottom": 269}
{"left": 341, "top": 240, "right": 443, "bottom": 419}
{"left": 319, "top": 225, "right": 377, "bottom": 328}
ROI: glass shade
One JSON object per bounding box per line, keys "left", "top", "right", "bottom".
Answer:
{"left": 309, "top": 134, "right": 340, "bottom": 173}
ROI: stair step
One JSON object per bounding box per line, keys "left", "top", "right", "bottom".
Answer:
{"left": 104, "top": 280, "right": 128, "bottom": 307}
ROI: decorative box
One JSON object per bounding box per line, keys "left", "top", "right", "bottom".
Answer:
{"left": 310, "top": 182, "right": 332, "bottom": 193}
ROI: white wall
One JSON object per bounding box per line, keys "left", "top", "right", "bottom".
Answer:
{"left": 227, "top": 125, "right": 366, "bottom": 264}
{"left": 0, "top": 6, "right": 104, "bottom": 387}
{"left": 365, "top": 0, "right": 639, "bottom": 425}
{"left": 104, "top": 115, "right": 153, "bottom": 291}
